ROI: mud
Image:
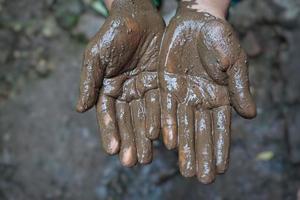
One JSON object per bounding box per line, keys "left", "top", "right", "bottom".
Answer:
{"left": 159, "top": 2, "right": 256, "bottom": 183}
{"left": 1, "top": 0, "right": 300, "bottom": 199}
{"left": 77, "top": 1, "right": 256, "bottom": 182}
{"left": 77, "top": 0, "right": 165, "bottom": 165}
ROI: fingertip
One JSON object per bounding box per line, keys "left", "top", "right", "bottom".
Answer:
{"left": 146, "top": 126, "right": 160, "bottom": 140}
{"left": 235, "top": 100, "right": 257, "bottom": 119}
{"left": 103, "top": 136, "right": 120, "bottom": 155}
{"left": 138, "top": 154, "right": 153, "bottom": 165}
{"left": 76, "top": 101, "right": 86, "bottom": 113}
{"left": 145, "top": 89, "right": 161, "bottom": 140}
{"left": 120, "top": 147, "right": 137, "bottom": 168}
{"left": 162, "top": 126, "right": 177, "bottom": 150}
{"left": 197, "top": 175, "right": 216, "bottom": 184}
{"left": 76, "top": 96, "right": 96, "bottom": 113}
{"left": 216, "top": 164, "right": 229, "bottom": 174}
{"left": 179, "top": 162, "right": 195, "bottom": 178}
{"left": 245, "top": 101, "right": 257, "bottom": 119}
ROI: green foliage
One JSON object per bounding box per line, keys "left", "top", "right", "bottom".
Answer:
{"left": 92, "top": 0, "right": 108, "bottom": 17}
{"left": 256, "top": 151, "right": 274, "bottom": 161}
{"left": 231, "top": 0, "right": 241, "bottom": 6}
{"left": 152, "top": 0, "right": 161, "bottom": 7}
{"left": 53, "top": 0, "right": 83, "bottom": 30}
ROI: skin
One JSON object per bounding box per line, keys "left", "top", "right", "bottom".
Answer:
{"left": 159, "top": 0, "right": 256, "bottom": 183}
{"left": 77, "top": 0, "right": 256, "bottom": 183}
{"left": 104, "top": 0, "right": 113, "bottom": 10}
{"left": 181, "top": 0, "right": 231, "bottom": 19}
{"left": 77, "top": 0, "right": 165, "bottom": 167}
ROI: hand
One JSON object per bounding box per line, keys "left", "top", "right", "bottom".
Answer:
{"left": 76, "top": 0, "right": 165, "bottom": 167}
{"left": 159, "top": 4, "right": 256, "bottom": 183}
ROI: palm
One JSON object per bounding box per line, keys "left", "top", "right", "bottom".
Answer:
{"left": 77, "top": 1, "right": 165, "bottom": 167}
{"left": 159, "top": 12, "right": 256, "bottom": 183}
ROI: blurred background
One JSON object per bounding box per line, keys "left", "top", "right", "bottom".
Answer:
{"left": 0, "top": 0, "right": 300, "bottom": 199}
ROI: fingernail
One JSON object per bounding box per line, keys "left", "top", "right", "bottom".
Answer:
{"left": 120, "top": 147, "right": 136, "bottom": 167}
{"left": 147, "top": 126, "right": 160, "bottom": 140}
{"left": 197, "top": 175, "right": 216, "bottom": 184}
{"left": 104, "top": 137, "right": 120, "bottom": 155}
{"left": 162, "top": 126, "right": 177, "bottom": 150}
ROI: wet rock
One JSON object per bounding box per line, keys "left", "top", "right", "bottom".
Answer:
{"left": 0, "top": 0, "right": 4, "bottom": 12}
{"left": 274, "top": 0, "right": 300, "bottom": 28}
{"left": 0, "top": 29, "right": 14, "bottom": 63}
{"left": 35, "top": 59, "right": 55, "bottom": 77}
{"left": 242, "top": 31, "right": 262, "bottom": 57}
{"left": 42, "top": 17, "right": 60, "bottom": 38}
{"left": 286, "top": 106, "right": 300, "bottom": 163}
{"left": 96, "top": 145, "right": 177, "bottom": 200}
{"left": 1, "top": 0, "right": 44, "bottom": 23}
{"left": 53, "top": 0, "right": 84, "bottom": 30}
{"left": 229, "top": 0, "right": 279, "bottom": 32}
{"left": 281, "top": 29, "right": 300, "bottom": 103}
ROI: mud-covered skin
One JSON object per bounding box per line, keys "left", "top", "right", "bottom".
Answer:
{"left": 77, "top": 0, "right": 165, "bottom": 167}
{"left": 159, "top": 1, "right": 256, "bottom": 183}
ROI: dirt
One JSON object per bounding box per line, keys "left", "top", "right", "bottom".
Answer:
{"left": 0, "top": 0, "right": 299, "bottom": 199}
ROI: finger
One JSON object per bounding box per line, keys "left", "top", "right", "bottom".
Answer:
{"left": 96, "top": 93, "right": 120, "bottom": 155}
{"left": 212, "top": 105, "right": 231, "bottom": 173}
{"left": 77, "top": 16, "right": 142, "bottom": 112}
{"left": 195, "top": 109, "right": 216, "bottom": 184}
{"left": 116, "top": 100, "right": 137, "bottom": 167}
{"left": 199, "top": 19, "right": 256, "bottom": 119}
{"left": 130, "top": 99, "right": 152, "bottom": 164}
{"left": 77, "top": 39, "right": 104, "bottom": 113}
{"left": 178, "top": 104, "right": 196, "bottom": 177}
{"left": 227, "top": 52, "right": 256, "bottom": 119}
{"left": 145, "top": 89, "right": 161, "bottom": 140}
{"left": 161, "top": 92, "right": 177, "bottom": 150}
{"left": 136, "top": 72, "right": 158, "bottom": 96}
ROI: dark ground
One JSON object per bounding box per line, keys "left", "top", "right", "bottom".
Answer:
{"left": 0, "top": 0, "right": 300, "bottom": 199}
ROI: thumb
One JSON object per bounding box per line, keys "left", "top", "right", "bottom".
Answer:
{"left": 76, "top": 39, "right": 104, "bottom": 113}
{"left": 227, "top": 51, "right": 256, "bottom": 119}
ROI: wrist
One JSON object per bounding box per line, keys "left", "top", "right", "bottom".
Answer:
{"left": 104, "top": 0, "right": 113, "bottom": 10}
{"left": 179, "top": 0, "right": 230, "bottom": 19}
{"left": 109, "top": 0, "right": 154, "bottom": 12}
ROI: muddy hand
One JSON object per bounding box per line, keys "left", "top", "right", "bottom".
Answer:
{"left": 77, "top": 0, "right": 165, "bottom": 167}
{"left": 159, "top": 1, "right": 256, "bottom": 183}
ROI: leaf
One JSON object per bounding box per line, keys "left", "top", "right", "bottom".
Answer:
{"left": 92, "top": 0, "right": 108, "bottom": 17}
{"left": 152, "top": 0, "right": 161, "bottom": 7}
{"left": 256, "top": 151, "right": 274, "bottom": 161}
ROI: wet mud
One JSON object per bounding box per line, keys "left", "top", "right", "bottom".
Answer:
{"left": 159, "top": 1, "right": 256, "bottom": 183}
{"left": 77, "top": 0, "right": 165, "bottom": 166}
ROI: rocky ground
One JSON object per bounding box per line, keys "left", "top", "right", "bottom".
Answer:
{"left": 0, "top": 0, "right": 300, "bottom": 199}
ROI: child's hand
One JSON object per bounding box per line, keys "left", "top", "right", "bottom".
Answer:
{"left": 159, "top": 3, "right": 256, "bottom": 183}
{"left": 77, "top": 0, "right": 165, "bottom": 167}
